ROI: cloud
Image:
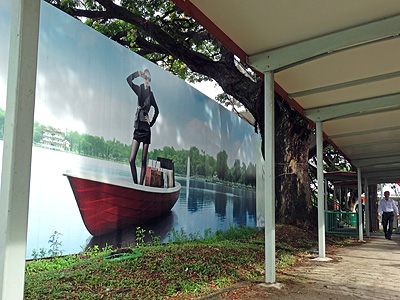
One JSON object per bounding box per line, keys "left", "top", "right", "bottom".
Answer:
{"left": 34, "top": 65, "right": 134, "bottom": 144}
{"left": 0, "top": 1, "right": 258, "bottom": 167}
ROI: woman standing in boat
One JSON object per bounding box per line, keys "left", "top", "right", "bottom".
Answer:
{"left": 126, "top": 69, "right": 159, "bottom": 185}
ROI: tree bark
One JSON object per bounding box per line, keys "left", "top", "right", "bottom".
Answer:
{"left": 274, "top": 95, "right": 316, "bottom": 228}
{"left": 368, "top": 184, "right": 378, "bottom": 232}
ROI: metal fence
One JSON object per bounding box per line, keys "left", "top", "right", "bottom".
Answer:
{"left": 325, "top": 211, "right": 359, "bottom": 235}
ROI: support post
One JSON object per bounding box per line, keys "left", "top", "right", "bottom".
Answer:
{"left": 316, "top": 121, "right": 325, "bottom": 258}
{"left": 379, "top": 184, "right": 383, "bottom": 230}
{"left": 264, "top": 71, "right": 275, "bottom": 283}
{"left": 0, "top": 0, "right": 40, "bottom": 299}
{"left": 324, "top": 179, "right": 328, "bottom": 210}
{"left": 364, "top": 178, "right": 370, "bottom": 237}
{"left": 357, "top": 168, "right": 363, "bottom": 241}
{"left": 333, "top": 186, "right": 337, "bottom": 209}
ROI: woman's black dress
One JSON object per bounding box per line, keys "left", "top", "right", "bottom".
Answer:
{"left": 127, "top": 72, "right": 159, "bottom": 144}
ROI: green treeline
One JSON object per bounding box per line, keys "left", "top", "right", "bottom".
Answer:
{"left": 148, "top": 146, "right": 256, "bottom": 186}
{"left": 0, "top": 109, "right": 255, "bottom": 186}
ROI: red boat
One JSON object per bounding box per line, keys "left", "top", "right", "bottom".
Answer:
{"left": 64, "top": 170, "right": 181, "bottom": 236}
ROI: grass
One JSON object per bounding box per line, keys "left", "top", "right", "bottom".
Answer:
{"left": 24, "top": 225, "right": 356, "bottom": 300}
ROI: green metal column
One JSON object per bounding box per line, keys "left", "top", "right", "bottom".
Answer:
{"left": 264, "top": 71, "right": 275, "bottom": 283}
{"left": 316, "top": 121, "right": 326, "bottom": 258}
{"left": 0, "top": 0, "right": 40, "bottom": 299}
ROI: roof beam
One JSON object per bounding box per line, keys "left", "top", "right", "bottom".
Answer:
{"left": 364, "top": 161, "right": 400, "bottom": 169}
{"left": 247, "top": 14, "right": 400, "bottom": 72}
{"left": 329, "top": 125, "right": 400, "bottom": 139}
{"left": 353, "top": 156, "right": 400, "bottom": 168}
{"left": 341, "top": 140, "right": 400, "bottom": 152}
{"left": 368, "top": 178, "right": 400, "bottom": 185}
{"left": 304, "top": 93, "right": 400, "bottom": 122}
{"left": 289, "top": 71, "right": 400, "bottom": 98}
{"left": 339, "top": 138, "right": 400, "bottom": 150}
{"left": 361, "top": 165, "right": 400, "bottom": 177}
{"left": 350, "top": 149, "right": 400, "bottom": 161}
{"left": 362, "top": 169, "right": 400, "bottom": 179}
{"left": 335, "top": 137, "right": 398, "bottom": 149}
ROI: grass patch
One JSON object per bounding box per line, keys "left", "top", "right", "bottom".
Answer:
{"left": 24, "top": 225, "right": 355, "bottom": 300}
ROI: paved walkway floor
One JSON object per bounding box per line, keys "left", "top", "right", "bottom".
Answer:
{"left": 201, "top": 233, "right": 400, "bottom": 299}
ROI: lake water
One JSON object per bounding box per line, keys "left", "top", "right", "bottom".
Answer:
{"left": 0, "top": 143, "right": 256, "bottom": 258}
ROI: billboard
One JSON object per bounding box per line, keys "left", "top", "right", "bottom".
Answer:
{"left": 0, "top": 0, "right": 257, "bottom": 258}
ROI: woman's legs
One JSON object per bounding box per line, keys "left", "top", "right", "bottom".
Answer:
{"left": 129, "top": 139, "right": 140, "bottom": 184}
{"left": 140, "top": 143, "right": 149, "bottom": 185}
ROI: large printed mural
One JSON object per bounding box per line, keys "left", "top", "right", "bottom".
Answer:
{"left": 0, "top": 1, "right": 258, "bottom": 258}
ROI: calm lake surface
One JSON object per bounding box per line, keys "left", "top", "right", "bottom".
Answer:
{"left": 0, "top": 143, "right": 256, "bottom": 258}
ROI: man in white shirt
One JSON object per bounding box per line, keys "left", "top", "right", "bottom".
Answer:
{"left": 377, "top": 191, "right": 400, "bottom": 240}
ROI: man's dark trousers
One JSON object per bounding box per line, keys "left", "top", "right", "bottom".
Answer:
{"left": 382, "top": 212, "right": 394, "bottom": 239}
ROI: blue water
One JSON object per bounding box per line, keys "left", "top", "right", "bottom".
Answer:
{"left": 1, "top": 144, "right": 255, "bottom": 258}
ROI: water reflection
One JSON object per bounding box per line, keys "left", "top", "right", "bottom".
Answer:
{"left": 86, "top": 211, "right": 176, "bottom": 250}
{"left": 176, "top": 177, "right": 256, "bottom": 227}
{"left": 25, "top": 146, "right": 256, "bottom": 258}
{"left": 85, "top": 178, "right": 256, "bottom": 250}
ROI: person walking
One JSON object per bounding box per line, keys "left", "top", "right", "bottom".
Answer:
{"left": 377, "top": 191, "right": 399, "bottom": 240}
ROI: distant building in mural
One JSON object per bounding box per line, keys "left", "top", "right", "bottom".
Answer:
{"left": 40, "top": 128, "right": 70, "bottom": 151}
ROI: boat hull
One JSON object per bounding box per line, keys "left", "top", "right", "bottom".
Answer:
{"left": 65, "top": 172, "right": 181, "bottom": 236}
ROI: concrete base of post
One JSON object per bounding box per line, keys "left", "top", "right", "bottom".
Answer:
{"left": 312, "top": 257, "right": 332, "bottom": 262}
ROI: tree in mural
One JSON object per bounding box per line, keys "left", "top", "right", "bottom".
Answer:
{"left": 216, "top": 150, "right": 228, "bottom": 181}
{"left": 231, "top": 159, "right": 242, "bottom": 183}
{"left": 245, "top": 163, "right": 256, "bottom": 188}
{"left": 46, "top": 0, "right": 315, "bottom": 227}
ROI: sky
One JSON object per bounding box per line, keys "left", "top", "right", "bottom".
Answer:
{"left": 190, "top": 80, "right": 223, "bottom": 100}
{"left": 0, "top": 0, "right": 257, "bottom": 167}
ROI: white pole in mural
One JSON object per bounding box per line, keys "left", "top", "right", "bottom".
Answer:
{"left": 186, "top": 156, "right": 190, "bottom": 200}
{"left": 256, "top": 134, "right": 265, "bottom": 227}
{"left": 0, "top": 0, "right": 41, "bottom": 299}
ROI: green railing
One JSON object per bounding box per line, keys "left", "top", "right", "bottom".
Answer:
{"left": 325, "top": 211, "right": 359, "bottom": 235}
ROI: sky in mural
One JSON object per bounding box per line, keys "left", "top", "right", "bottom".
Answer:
{"left": 0, "top": 0, "right": 257, "bottom": 167}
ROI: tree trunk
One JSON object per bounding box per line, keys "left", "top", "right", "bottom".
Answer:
{"left": 348, "top": 190, "right": 358, "bottom": 211}
{"left": 274, "top": 95, "right": 316, "bottom": 228}
{"left": 368, "top": 184, "right": 378, "bottom": 232}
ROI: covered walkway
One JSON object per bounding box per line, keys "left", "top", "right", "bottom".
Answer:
{"left": 205, "top": 234, "right": 400, "bottom": 299}
{"left": 2, "top": 1, "right": 400, "bottom": 298}
{"left": 174, "top": 0, "right": 400, "bottom": 285}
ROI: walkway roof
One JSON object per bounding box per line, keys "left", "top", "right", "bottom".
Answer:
{"left": 174, "top": 0, "right": 400, "bottom": 185}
